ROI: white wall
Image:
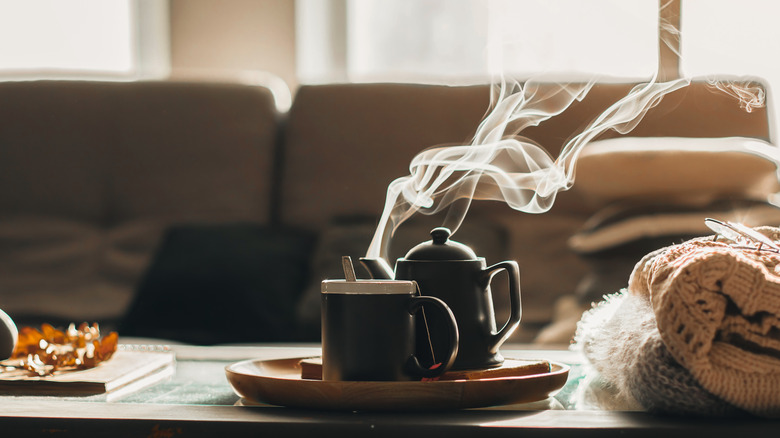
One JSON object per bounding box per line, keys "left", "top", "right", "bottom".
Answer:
{"left": 168, "top": 0, "right": 297, "bottom": 94}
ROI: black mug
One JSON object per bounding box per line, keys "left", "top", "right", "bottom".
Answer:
{"left": 321, "top": 279, "right": 459, "bottom": 381}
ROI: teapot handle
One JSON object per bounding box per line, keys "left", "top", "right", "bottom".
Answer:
{"left": 482, "top": 261, "right": 522, "bottom": 354}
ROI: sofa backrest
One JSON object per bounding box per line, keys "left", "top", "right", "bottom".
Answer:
{"left": 281, "top": 81, "right": 772, "bottom": 234}
{"left": 0, "top": 80, "right": 279, "bottom": 323}
{"left": 279, "top": 83, "right": 492, "bottom": 231}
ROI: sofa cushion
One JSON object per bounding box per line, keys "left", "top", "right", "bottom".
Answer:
{"left": 0, "top": 217, "right": 107, "bottom": 319}
{"left": 0, "top": 80, "right": 278, "bottom": 225}
{"left": 106, "top": 81, "right": 279, "bottom": 222}
{"left": 573, "top": 136, "right": 780, "bottom": 208}
{"left": 279, "top": 83, "right": 492, "bottom": 231}
{"left": 0, "top": 83, "right": 107, "bottom": 223}
{"left": 568, "top": 199, "right": 780, "bottom": 305}
{"left": 0, "top": 80, "right": 280, "bottom": 323}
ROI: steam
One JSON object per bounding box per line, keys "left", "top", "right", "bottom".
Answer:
{"left": 706, "top": 79, "right": 765, "bottom": 113}
{"left": 365, "top": 5, "right": 773, "bottom": 262}
{"left": 366, "top": 75, "right": 679, "bottom": 260}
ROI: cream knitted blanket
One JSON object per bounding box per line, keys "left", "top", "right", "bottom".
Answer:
{"left": 574, "top": 226, "right": 780, "bottom": 417}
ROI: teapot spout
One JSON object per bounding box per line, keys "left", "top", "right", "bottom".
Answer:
{"left": 359, "top": 257, "right": 394, "bottom": 279}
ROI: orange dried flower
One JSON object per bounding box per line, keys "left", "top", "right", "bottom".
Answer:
{"left": 4, "top": 322, "right": 118, "bottom": 376}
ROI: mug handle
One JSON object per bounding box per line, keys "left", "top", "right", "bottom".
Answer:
{"left": 482, "top": 261, "right": 522, "bottom": 354}
{"left": 405, "top": 295, "right": 459, "bottom": 378}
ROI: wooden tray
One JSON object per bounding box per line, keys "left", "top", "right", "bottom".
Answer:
{"left": 225, "top": 357, "right": 569, "bottom": 411}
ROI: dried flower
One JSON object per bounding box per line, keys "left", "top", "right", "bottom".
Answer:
{"left": 3, "top": 323, "right": 118, "bottom": 376}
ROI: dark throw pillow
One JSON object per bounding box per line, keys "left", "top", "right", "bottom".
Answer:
{"left": 119, "top": 223, "right": 315, "bottom": 345}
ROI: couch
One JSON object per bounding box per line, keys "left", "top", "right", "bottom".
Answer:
{"left": 0, "top": 79, "right": 777, "bottom": 345}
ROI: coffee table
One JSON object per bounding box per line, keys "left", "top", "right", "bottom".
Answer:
{"left": 1, "top": 342, "right": 777, "bottom": 437}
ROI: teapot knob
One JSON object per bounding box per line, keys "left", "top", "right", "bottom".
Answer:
{"left": 404, "top": 227, "right": 477, "bottom": 260}
{"left": 431, "top": 227, "right": 451, "bottom": 245}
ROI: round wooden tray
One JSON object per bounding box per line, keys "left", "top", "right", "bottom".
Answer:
{"left": 225, "top": 357, "right": 569, "bottom": 411}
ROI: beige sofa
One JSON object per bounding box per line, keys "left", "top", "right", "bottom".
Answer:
{"left": 0, "top": 79, "right": 776, "bottom": 344}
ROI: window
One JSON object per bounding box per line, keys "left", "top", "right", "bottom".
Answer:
{"left": 681, "top": 0, "right": 780, "bottom": 133}
{"left": 297, "top": 0, "right": 659, "bottom": 84}
{"left": 0, "top": 0, "right": 169, "bottom": 80}
{"left": 352, "top": 0, "right": 658, "bottom": 82}
{"left": 298, "top": 0, "right": 780, "bottom": 138}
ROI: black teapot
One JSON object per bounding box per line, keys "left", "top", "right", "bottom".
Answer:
{"left": 360, "top": 227, "right": 522, "bottom": 370}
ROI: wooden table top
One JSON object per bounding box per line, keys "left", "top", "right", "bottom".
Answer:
{"left": 1, "top": 343, "right": 778, "bottom": 437}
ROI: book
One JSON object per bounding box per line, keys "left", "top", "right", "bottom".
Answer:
{"left": 0, "top": 350, "right": 176, "bottom": 396}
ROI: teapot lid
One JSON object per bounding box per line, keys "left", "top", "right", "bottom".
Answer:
{"left": 403, "top": 227, "right": 477, "bottom": 261}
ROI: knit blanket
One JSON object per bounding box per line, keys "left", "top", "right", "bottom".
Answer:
{"left": 573, "top": 226, "right": 780, "bottom": 417}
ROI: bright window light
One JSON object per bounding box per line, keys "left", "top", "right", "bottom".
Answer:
{"left": 348, "top": 0, "right": 491, "bottom": 82}
{"left": 486, "top": 0, "right": 658, "bottom": 79}
{"left": 0, "top": 0, "right": 143, "bottom": 77}
{"left": 301, "top": 0, "right": 659, "bottom": 84}
{"left": 681, "top": 0, "right": 780, "bottom": 79}
{"left": 681, "top": 0, "right": 780, "bottom": 136}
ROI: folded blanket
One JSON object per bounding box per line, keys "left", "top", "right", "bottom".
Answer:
{"left": 573, "top": 226, "right": 780, "bottom": 417}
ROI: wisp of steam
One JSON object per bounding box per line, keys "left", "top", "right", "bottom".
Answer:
{"left": 366, "top": 10, "right": 777, "bottom": 262}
